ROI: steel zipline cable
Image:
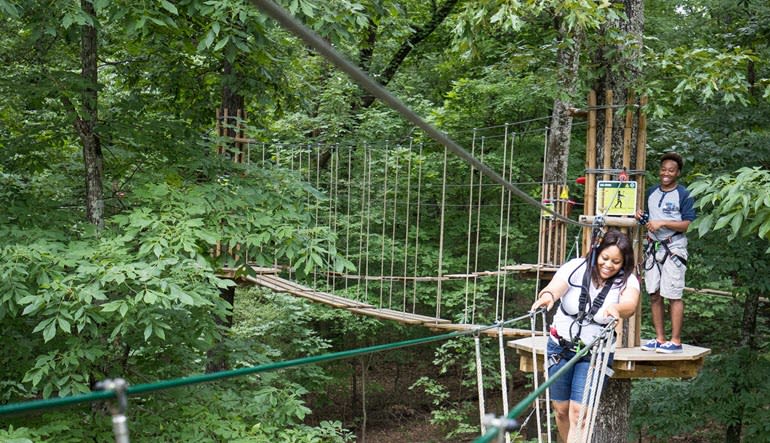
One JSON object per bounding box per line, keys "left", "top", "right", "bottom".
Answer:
{"left": 0, "top": 313, "right": 537, "bottom": 417}
{"left": 248, "top": 0, "right": 589, "bottom": 228}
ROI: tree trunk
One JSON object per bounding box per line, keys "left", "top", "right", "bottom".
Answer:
{"left": 544, "top": 21, "right": 583, "bottom": 184}
{"left": 78, "top": 0, "right": 103, "bottom": 228}
{"left": 593, "top": 379, "right": 631, "bottom": 443}
{"left": 205, "top": 286, "right": 235, "bottom": 373}
{"left": 593, "top": 0, "right": 644, "bottom": 172}
{"left": 221, "top": 59, "right": 245, "bottom": 120}
{"left": 359, "top": 0, "right": 460, "bottom": 108}
{"left": 590, "top": 1, "right": 644, "bottom": 439}
{"left": 206, "top": 60, "right": 245, "bottom": 373}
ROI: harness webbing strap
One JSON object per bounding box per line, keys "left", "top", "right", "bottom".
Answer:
{"left": 645, "top": 234, "right": 687, "bottom": 270}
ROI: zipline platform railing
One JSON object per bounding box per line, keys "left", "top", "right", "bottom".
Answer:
{"left": 509, "top": 335, "right": 711, "bottom": 379}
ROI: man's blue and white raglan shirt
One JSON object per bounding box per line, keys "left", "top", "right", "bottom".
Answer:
{"left": 645, "top": 184, "right": 696, "bottom": 248}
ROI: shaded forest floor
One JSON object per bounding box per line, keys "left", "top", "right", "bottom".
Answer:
{"left": 306, "top": 349, "right": 541, "bottom": 443}
{"left": 305, "top": 349, "right": 723, "bottom": 443}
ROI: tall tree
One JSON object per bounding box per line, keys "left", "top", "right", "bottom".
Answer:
{"left": 590, "top": 1, "right": 645, "bottom": 442}
{"left": 75, "top": 0, "right": 103, "bottom": 227}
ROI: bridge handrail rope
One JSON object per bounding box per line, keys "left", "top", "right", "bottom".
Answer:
{"left": 530, "top": 309, "right": 553, "bottom": 443}
{"left": 0, "top": 312, "right": 539, "bottom": 419}
{"left": 249, "top": 0, "right": 590, "bottom": 228}
{"left": 474, "top": 319, "right": 618, "bottom": 443}
{"left": 576, "top": 326, "right": 616, "bottom": 443}
{"left": 474, "top": 334, "right": 487, "bottom": 435}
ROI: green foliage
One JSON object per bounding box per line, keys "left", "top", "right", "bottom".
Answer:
{"left": 410, "top": 376, "right": 477, "bottom": 440}
{"left": 632, "top": 349, "right": 770, "bottom": 441}
{"left": 0, "top": 151, "right": 348, "bottom": 429}
{"left": 690, "top": 167, "right": 770, "bottom": 248}
{"left": 0, "top": 384, "right": 354, "bottom": 442}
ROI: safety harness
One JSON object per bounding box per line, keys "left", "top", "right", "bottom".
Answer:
{"left": 550, "top": 263, "right": 621, "bottom": 356}
{"left": 644, "top": 233, "right": 687, "bottom": 271}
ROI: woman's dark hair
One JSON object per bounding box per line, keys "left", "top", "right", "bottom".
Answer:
{"left": 590, "top": 229, "right": 635, "bottom": 286}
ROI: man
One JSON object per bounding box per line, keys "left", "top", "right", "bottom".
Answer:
{"left": 637, "top": 152, "right": 696, "bottom": 354}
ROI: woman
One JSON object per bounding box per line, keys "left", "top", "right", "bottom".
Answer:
{"left": 530, "top": 229, "right": 640, "bottom": 442}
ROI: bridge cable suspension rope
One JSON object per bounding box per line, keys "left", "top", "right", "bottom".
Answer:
{"left": 249, "top": 0, "right": 590, "bottom": 228}
{"left": 436, "top": 146, "right": 449, "bottom": 319}
{"left": 463, "top": 129, "right": 478, "bottom": 325}
{"left": 378, "top": 141, "right": 389, "bottom": 308}
{"left": 402, "top": 139, "right": 414, "bottom": 312}
{"left": 412, "top": 143, "right": 424, "bottom": 313}
{"left": 575, "top": 327, "right": 616, "bottom": 443}
{"left": 388, "top": 145, "right": 401, "bottom": 307}
{"left": 471, "top": 139, "right": 485, "bottom": 324}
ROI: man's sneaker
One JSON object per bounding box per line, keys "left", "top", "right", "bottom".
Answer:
{"left": 656, "top": 341, "right": 683, "bottom": 354}
{"left": 641, "top": 339, "right": 663, "bottom": 351}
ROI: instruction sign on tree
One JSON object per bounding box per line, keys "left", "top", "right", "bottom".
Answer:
{"left": 596, "top": 181, "right": 637, "bottom": 216}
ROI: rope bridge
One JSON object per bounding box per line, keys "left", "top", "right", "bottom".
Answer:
{"left": 219, "top": 132, "right": 574, "bottom": 335}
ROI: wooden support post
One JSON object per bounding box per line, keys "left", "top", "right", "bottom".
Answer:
{"left": 584, "top": 91, "right": 598, "bottom": 255}
{"left": 622, "top": 93, "right": 634, "bottom": 170}
{"left": 602, "top": 89, "right": 613, "bottom": 181}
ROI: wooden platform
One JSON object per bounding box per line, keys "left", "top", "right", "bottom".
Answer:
{"left": 508, "top": 336, "right": 711, "bottom": 379}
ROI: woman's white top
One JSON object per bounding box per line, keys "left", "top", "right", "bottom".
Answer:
{"left": 551, "top": 258, "right": 640, "bottom": 345}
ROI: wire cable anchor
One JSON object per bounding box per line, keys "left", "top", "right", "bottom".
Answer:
{"left": 94, "top": 378, "right": 130, "bottom": 443}
{"left": 483, "top": 413, "right": 520, "bottom": 443}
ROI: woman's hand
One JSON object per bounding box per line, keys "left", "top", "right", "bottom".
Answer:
{"left": 602, "top": 305, "right": 621, "bottom": 321}
{"left": 531, "top": 291, "right": 556, "bottom": 312}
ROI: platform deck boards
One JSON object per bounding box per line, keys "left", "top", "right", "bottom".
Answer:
{"left": 509, "top": 336, "right": 711, "bottom": 379}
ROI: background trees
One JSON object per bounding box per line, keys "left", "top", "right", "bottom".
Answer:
{"left": 1, "top": 0, "right": 769, "bottom": 441}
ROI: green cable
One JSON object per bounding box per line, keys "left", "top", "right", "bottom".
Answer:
{"left": 0, "top": 314, "right": 534, "bottom": 416}
{"left": 473, "top": 320, "right": 617, "bottom": 443}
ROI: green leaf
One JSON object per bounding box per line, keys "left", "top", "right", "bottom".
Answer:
{"left": 160, "top": 0, "right": 178, "bottom": 14}
{"left": 713, "top": 214, "right": 733, "bottom": 231}
{"left": 697, "top": 215, "right": 713, "bottom": 237}
{"left": 43, "top": 322, "right": 56, "bottom": 342}
{"left": 143, "top": 290, "right": 158, "bottom": 304}
{"left": 214, "top": 36, "right": 230, "bottom": 51}
{"left": 729, "top": 213, "right": 743, "bottom": 238}
{"left": 758, "top": 220, "right": 770, "bottom": 240}
{"left": 57, "top": 317, "right": 71, "bottom": 333}
{"left": 101, "top": 301, "right": 122, "bottom": 312}
{"left": 32, "top": 318, "right": 54, "bottom": 333}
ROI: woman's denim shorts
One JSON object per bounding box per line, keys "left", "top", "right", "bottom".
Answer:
{"left": 547, "top": 338, "right": 614, "bottom": 403}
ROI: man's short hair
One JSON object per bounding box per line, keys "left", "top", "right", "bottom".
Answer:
{"left": 660, "top": 152, "right": 683, "bottom": 171}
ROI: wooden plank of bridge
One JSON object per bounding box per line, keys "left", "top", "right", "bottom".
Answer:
{"left": 245, "top": 275, "right": 373, "bottom": 309}
{"left": 240, "top": 273, "right": 549, "bottom": 335}
{"left": 219, "top": 266, "right": 281, "bottom": 279}
{"left": 508, "top": 336, "right": 711, "bottom": 379}
{"left": 429, "top": 323, "right": 543, "bottom": 338}
{"left": 346, "top": 307, "right": 448, "bottom": 325}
